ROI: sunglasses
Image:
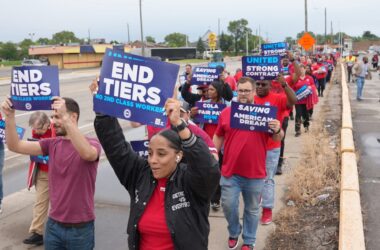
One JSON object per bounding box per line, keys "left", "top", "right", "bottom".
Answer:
{"left": 256, "top": 82, "right": 268, "bottom": 87}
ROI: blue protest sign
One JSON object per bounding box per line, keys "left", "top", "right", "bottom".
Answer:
{"left": 93, "top": 49, "right": 179, "bottom": 128}
{"left": 30, "top": 155, "right": 49, "bottom": 164}
{"left": 130, "top": 140, "right": 149, "bottom": 158}
{"left": 242, "top": 56, "right": 281, "bottom": 80}
{"left": 296, "top": 85, "right": 312, "bottom": 101}
{"left": 190, "top": 67, "right": 221, "bottom": 85}
{"left": 193, "top": 102, "right": 226, "bottom": 124}
{"left": 261, "top": 42, "right": 288, "bottom": 57}
{"left": 10, "top": 66, "right": 59, "bottom": 111}
{"left": 230, "top": 102, "right": 277, "bottom": 133}
{"left": 0, "top": 119, "right": 26, "bottom": 142}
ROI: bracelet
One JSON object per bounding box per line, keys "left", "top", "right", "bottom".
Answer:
{"left": 274, "top": 128, "right": 282, "bottom": 134}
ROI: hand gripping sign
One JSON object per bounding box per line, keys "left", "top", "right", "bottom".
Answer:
{"left": 261, "top": 42, "right": 288, "bottom": 57}
{"left": 93, "top": 49, "right": 179, "bottom": 128}
{"left": 242, "top": 55, "right": 281, "bottom": 81}
{"left": 10, "top": 66, "right": 59, "bottom": 111}
{"left": 230, "top": 102, "right": 277, "bottom": 133}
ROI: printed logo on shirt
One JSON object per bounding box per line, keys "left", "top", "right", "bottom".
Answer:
{"left": 171, "top": 191, "right": 190, "bottom": 211}
{"left": 264, "top": 102, "right": 271, "bottom": 106}
{"left": 135, "top": 189, "right": 139, "bottom": 203}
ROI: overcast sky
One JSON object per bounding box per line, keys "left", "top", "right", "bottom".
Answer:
{"left": 1, "top": 0, "right": 379, "bottom": 44}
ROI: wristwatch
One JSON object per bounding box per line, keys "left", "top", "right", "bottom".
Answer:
{"left": 171, "top": 118, "right": 188, "bottom": 133}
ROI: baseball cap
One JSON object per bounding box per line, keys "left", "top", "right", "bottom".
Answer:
{"left": 180, "top": 101, "right": 190, "bottom": 113}
{"left": 196, "top": 84, "right": 209, "bottom": 90}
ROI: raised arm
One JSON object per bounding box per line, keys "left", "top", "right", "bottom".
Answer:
{"left": 51, "top": 97, "right": 99, "bottom": 161}
{"left": 2, "top": 97, "right": 42, "bottom": 155}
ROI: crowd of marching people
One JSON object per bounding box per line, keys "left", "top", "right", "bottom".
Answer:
{"left": 0, "top": 49, "right": 340, "bottom": 250}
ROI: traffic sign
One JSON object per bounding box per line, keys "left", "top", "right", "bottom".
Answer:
{"left": 298, "top": 32, "right": 315, "bottom": 51}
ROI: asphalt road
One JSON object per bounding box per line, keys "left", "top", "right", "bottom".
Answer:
{"left": 349, "top": 71, "right": 380, "bottom": 250}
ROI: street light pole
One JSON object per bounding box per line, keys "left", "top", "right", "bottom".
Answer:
{"left": 139, "top": 0, "right": 145, "bottom": 56}
{"left": 305, "top": 0, "right": 308, "bottom": 32}
{"left": 28, "top": 32, "right": 35, "bottom": 41}
{"left": 127, "top": 23, "right": 131, "bottom": 44}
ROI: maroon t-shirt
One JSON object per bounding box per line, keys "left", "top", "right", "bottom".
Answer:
{"left": 39, "top": 137, "right": 101, "bottom": 223}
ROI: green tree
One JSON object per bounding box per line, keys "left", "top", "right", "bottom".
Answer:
{"left": 51, "top": 31, "right": 80, "bottom": 45}
{"left": 146, "top": 36, "right": 156, "bottom": 43}
{"left": 36, "top": 37, "right": 50, "bottom": 45}
{"left": 0, "top": 42, "right": 18, "bottom": 60}
{"left": 227, "top": 19, "right": 252, "bottom": 55}
{"left": 19, "top": 39, "right": 35, "bottom": 59}
{"left": 164, "top": 32, "right": 186, "bottom": 47}
{"left": 219, "top": 32, "right": 234, "bottom": 52}
{"left": 196, "top": 37, "right": 206, "bottom": 53}
{"left": 362, "top": 31, "right": 378, "bottom": 40}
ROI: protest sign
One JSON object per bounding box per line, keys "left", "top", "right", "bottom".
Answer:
{"left": 0, "top": 119, "right": 26, "bottom": 142}
{"left": 296, "top": 85, "right": 312, "bottom": 101}
{"left": 190, "top": 67, "right": 221, "bottom": 85}
{"left": 93, "top": 49, "right": 179, "bottom": 128}
{"left": 193, "top": 102, "right": 226, "bottom": 124}
{"left": 242, "top": 55, "right": 281, "bottom": 80}
{"left": 230, "top": 102, "right": 277, "bottom": 133}
{"left": 131, "top": 140, "right": 149, "bottom": 158}
{"left": 10, "top": 66, "right": 59, "bottom": 111}
{"left": 261, "top": 42, "right": 288, "bottom": 57}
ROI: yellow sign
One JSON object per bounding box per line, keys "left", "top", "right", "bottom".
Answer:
{"left": 298, "top": 32, "right": 316, "bottom": 51}
{"left": 208, "top": 32, "right": 217, "bottom": 49}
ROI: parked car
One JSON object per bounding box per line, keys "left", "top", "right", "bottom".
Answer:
{"left": 22, "top": 59, "right": 48, "bottom": 66}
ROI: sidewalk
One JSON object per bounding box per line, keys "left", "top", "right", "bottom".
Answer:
{"left": 0, "top": 84, "right": 329, "bottom": 250}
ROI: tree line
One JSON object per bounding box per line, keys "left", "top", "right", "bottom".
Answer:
{"left": 1, "top": 20, "right": 379, "bottom": 61}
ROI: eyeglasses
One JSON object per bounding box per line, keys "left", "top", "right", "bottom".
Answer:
{"left": 255, "top": 82, "right": 268, "bottom": 87}
{"left": 237, "top": 89, "right": 252, "bottom": 94}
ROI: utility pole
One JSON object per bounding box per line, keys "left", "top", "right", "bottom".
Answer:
{"left": 258, "top": 25, "right": 261, "bottom": 53}
{"left": 127, "top": 23, "right": 130, "bottom": 44}
{"left": 139, "top": 0, "right": 145, "bottom": 56}
{"left": 324, "top": 8, "right": 327, "bottom": 45}
{"left": 331, "top": 21, "right": 333, "bottom": 44}
{"left": 246, "top": 32, "right": 249, "bottom": 56}
{"left": 305, "top": 0, "right": 308, "bottom": 32}
{"left": 88, "top": 29, "right": 91, "bottom": 44}
{"left": 218, "top": 18, "right": 220, "bottom": 49}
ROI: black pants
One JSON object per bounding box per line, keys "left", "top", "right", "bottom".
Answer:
{"left": 317, "top": 78, "right": 326, "bottom": 96}
{"left": 309, "top": 108, "right": 313, "bottom": 119}
{"left": 278, "top": 116, "right": 289, "bottom": 167}
{"left": 347, "top": 66, "right": 353, "bottom": 83}
{"left": 326, "top": 70, "right": 332, "bottom": 83}
{"left": 295, "top": 104, "right": 309, "bottom": 132}
{"left": 211, "top": 151, "right": 223, "bottom": 204}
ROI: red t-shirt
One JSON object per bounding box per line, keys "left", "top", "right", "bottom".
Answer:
{"left": 234, "top": 71, "right": 243, "bottom": 82}
{"left": 312, "top": 63, "right": 327, "bottom": 79}
{"left": 225, "top": 76, "right": 237, "bottom": 91}
{"left": 292, "top": 75, "right": 314, "bottom": 105}
{"left": 32, "top": 125, "right": 55, "bottom": 172}
{"left": 254, "top": 93, "right": 287, "bottom": 150}
{"left": 271, "top": 75, "right": 293, "bottom": 117}
{"left": 215, "top": 107, "right": 270, "bottom": 178}
{"left": 139, "top": 178, "right": 174, "bottom": 250}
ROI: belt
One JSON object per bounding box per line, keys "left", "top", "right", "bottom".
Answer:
{"left": 50, "top": 218, "right": 93, "bottom": 228}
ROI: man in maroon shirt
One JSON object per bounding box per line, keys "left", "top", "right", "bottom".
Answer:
{"left": 213, "top": 77, "right": 283, "bottom": 250}
{"left": 2, "top": 97, "right": 101, "bottom": 250}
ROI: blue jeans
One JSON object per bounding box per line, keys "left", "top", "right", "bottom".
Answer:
{"left": 45, "top": 218, "right": 95, "bottom": 250}
{"left": 262, "top": 148, "right": 281, "bottom": 209}
{"left": 0, "top": 142, "right": 4, "bottom": 204}
{"left": 356, "top": 76, "right": 365, "bottom": 99}
{"left": 220, "top": 175, "right": 265, "bottom": 245}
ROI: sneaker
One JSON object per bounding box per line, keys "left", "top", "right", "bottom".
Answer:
{"left": 241, "top": 244, "right": 255, "bottom": 250}
{"left": 276, "top": 165, "right": 283, "bottom": 175}
{"left": 261, "top": 208, "right": 272, "bottom": 225}
{"left": 211, "top": 202, "right": 221, "bottom": 211}
{"left": 0, "top": 203, "right": 2, "bottom": 214}
{"left": 295, "top": 131, "right": 301, "bottom": 137}
{"left": 23, "top": 233, "right": 43, "bottom": 246}
{"left": 228, "top": 237, "right": 239, "bottom": 249}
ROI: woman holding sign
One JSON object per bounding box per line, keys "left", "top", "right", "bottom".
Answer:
{"left": 94, "top": 98, "right": 220, "bottom": 250}
{"left": 0, "top": 112, "right": 4, "bottom": 213}
{"left": 190, "top": 80, "right": 229, "bottom": 211}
